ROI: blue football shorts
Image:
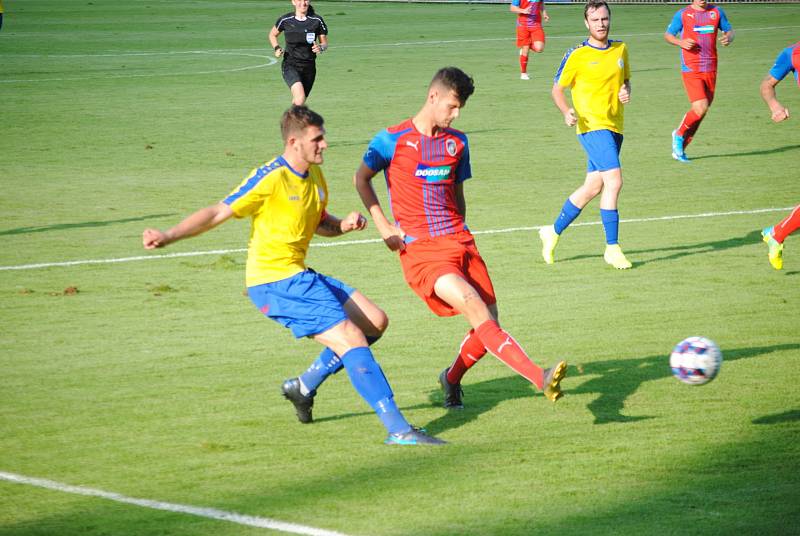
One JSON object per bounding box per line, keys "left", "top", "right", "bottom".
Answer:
{"left": 578, "top": 129, "right": 624, "bottom": 172}
{"left": 247, "top": 269, "right": 355, "bottom": 339}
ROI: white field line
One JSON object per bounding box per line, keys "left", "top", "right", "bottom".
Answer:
{"left": 2, "top": 24, "right": 794, "bottom": 83}
{"left": 2, "top": 24, "right": 797, "bottom": 57}
{"left": 0, "top": 51, "right": 276, "bottom": 84}
{"left": 0, "top": 206, "right": 792, "bottom": 272}
{"left": 331, "top": 24, "right": 800, "bottom": 49}
{"left": 0, "top": 471, "right": 354, "bottom": 536}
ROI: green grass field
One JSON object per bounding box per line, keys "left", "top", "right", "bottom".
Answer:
{"left": 2, "top": 1, "right": 799, "bottom": 534}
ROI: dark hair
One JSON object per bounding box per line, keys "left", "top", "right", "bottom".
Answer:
{"left": 430, "top": 67, "right": 475, "bottom": 106}
{"left": 584, "top": 0, "right": 610, "bottom": 19}
{"left": 280, "top": 105, "right": 324, "bottom": 142}
{"left": 307, "top": 3, "right": 316, "bottom": 16}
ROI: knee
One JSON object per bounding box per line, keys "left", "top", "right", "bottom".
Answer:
{"left": 368, "top": 310, "right": 389, "bottom": 338}
{"left": 532, "top": 43, "right": 545, "bottom": 53}
{"left": 692, "top": 102, "right": 709, "bottom": 117}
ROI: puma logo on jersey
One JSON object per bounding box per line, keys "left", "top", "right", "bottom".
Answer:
{"left": 406, "top": 140, "right": 420, "bottom": 151}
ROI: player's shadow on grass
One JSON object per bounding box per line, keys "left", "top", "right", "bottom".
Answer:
{"left": 689, "top": 144, "right": 800, "bottom": 161}
{"left": 560, "top": 229, "right": 760, "bottom": 267}
{"left": 573, "top": 343, "right": 800, "bottom": 424}
{"left": 752, "top": 409, "right": 800, "bottom": 425}
{"left": 0, "top": 213, "right": 176, "bottom": 236}
{"left": 423, "top": 343, "right": 800, "bottom": 433}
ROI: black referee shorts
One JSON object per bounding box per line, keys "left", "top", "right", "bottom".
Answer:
{"left": 282, "top": 62, "right": 317, "bottom": 97}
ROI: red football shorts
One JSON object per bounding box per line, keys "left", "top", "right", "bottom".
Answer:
{"left": 681, "top": 71, "right": 717, "bottom": 103}
{"left": 399, "top": 231, "right": 497, "bottom": 317}
{"left": 516, "top": 25, "right": 545, "bottom": 48}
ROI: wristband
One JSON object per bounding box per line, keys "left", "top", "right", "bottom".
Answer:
{"left": 273, "top": 45, "right": 282, "bottom": 52}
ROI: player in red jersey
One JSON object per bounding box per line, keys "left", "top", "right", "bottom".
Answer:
{"left": 760, "top": 41, "right": 800, "bottom": 270}
{"left": 510, "top": 0, "right": 549, "bottom": 80}
{"left": 354, "top": 67, "right": 567, "bottom": 409}
{"left": 664, "top": 0, "right": 734, "bottom": 162}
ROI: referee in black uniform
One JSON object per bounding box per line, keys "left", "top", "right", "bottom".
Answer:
{"left": 269, "top": 0, "right": 328, "bottom": 105}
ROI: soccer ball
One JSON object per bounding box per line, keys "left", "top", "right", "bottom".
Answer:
{"left": 669, "top": 336, "right": 722, "bottom": 385}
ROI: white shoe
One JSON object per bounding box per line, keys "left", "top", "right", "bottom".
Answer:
{"left": 520, "top": 73, "right": 530, "bottom": 80}
{"left": 538, "top": 225, "right": 559, "bottom": 264}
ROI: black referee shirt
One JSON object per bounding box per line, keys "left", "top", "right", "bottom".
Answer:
{"left": 275, "top": 12, "right": 328, "bottom": 65}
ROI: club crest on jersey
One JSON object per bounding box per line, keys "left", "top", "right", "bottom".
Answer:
{"left": 710, "top": 11, "right": 717, "bottom": 19}
{"left": 306, "top": 32, "right": 316, "bottom": 44}
{"left": 318, "top": 186, "right": 326, "bottom": 202}
{"left": 414, "top": 163, "right": 451, "bottom": 182}
{"left": 446, "top": 139, "right": 457, "bottom": 157}
{"left": 618, "top": 58, "right": 624, "bottom": 69}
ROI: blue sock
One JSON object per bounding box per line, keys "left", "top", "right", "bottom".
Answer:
{"left": 341, "top": 347, "right": 411, "bottom": 435}
{"left": 554, "top": 198, "right": 582, "bottom": 235}
{"left": 299, "top": 335, "right": 381, "bottom": 392}
{"left": 600, "top": 209, "right": 620, "bottom": 245}
{"left": 299, "top": 348, "right": 341, "bottom": 393}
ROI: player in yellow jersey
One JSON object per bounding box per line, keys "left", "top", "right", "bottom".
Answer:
{"left": 539, "top": 0, "right": 633, "bottom": 269}
{"left": 143, "top": 106, "right": 443, "bottom": 445}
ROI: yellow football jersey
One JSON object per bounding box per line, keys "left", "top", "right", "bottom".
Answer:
{"left": 555, "top": 40, "right": 630, "bottom": 135}
{"left": 223, "top": 156, "right": 328, "bottom": 287}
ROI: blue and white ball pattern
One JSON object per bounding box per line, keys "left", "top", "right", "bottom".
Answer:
{"left": 670, "top": 336, "right": 722, "bottom": 385}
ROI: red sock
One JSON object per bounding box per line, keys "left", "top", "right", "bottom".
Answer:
{"left": 446, "top": 329, "right": 487, "bottom": 384}
{"left": 773, "top": 205, "right": 800, "bottom": 243}
{"left": 519, "top": 53, "right": 528, "bottom": 74}
{"left": 677, "top": 110, "right": 704, "bottom": 148}
{"left": 475, "top": 320, "right": 544, "bottom": 389}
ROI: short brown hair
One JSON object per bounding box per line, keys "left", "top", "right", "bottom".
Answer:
{"left": 280, "top": 105, "right": 324, "bottom": 142}
{"left": 584, "top": 0, "right": 610, "bottom": 19}
{"left": 430, "top": 67, "right": 475, "bottom": 106}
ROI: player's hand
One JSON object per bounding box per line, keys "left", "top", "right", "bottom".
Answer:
{"left": 311, "top": 43, "right": 321, "bottom": 54}
{"left": 340, "top": 212, "right": 368, "bottom": 233}
{"left": 719, "top": 33, "right": 733, "bottom": 47}
{"left": 680, "top": 38, "right": 698, "bottom": 51}
{"left": 618, "top": 85, "right": 631, "bottom": 104}
{"left": 274, "top": 47, "right": 283, "bottom": 58}
{"left": 771, "top": 106, "right": 790, "bottom": 123}
{"left": 143, "top": 228, "right": 169, "bottom": 249}
{"left": 381, "top": 226, "right": 406, "bottom": 252}
{"left": 543, "top": 11, "right": 550, "bottom": 22}
{"left": 563, "top": 108, "right": 578, "bottom": 127}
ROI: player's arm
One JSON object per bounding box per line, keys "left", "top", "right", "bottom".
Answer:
{"left": 312, "top": 34, "right": 328, "bottom": 55}
{"left": 509, "top": 0, "right": 531, "bottom": 15}
{"left": 543, "top": 8, "right": 549, "bottom": 22}
{"left": 619, "top": 79, "right": 631, "bottom": 104}
{"left": 760, "top": 74, "right": 790, "bottom": 123}
{"left": 551, "top": 83, "right": 577, "bottom": 127}
{"left": 664, "top": 31, "right": 697, "bottom": 51}
{"left": 316, "top": 211, "right": 367, "bottom": 237}
{"left": 719, "top": 29, "right": 734, "bottom": 47}
{"left": 143, "top": 202, "right": 234, "bottom": 249}
{"left": 354, "top": 163, "right": 406, "bottom": 251}
{"left": 718, "top": 9, "right": 734, "bottom": 47}
{"left": 268, "top": 26, "right": 283, "bottom": 57}
{"left": 455, "top": 182, "right": 467, "bottom": 218}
